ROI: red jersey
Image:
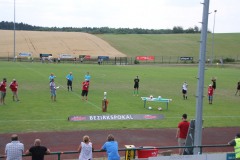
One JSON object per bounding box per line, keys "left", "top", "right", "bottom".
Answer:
{"left": 208, "top": 86, "right": 214, "bottom": 96}
{"left": 9, "top": 81, "right": 18, "bottom": 92}
{"left": 0, "top": 81, "right": 7, "bottom": 92}
{"left": 178, "top": 121, "right": 190, "bottom": 139}
{"left": 82, "top": 81, "right": 89, "bottom": 91}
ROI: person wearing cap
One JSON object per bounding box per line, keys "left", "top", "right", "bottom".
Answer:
{"left": 9, "top": 79, "right": 20, "bottom": 101}
{"left": 25, "top": 139, "right": 50, "bottom": 160}
{"left": 228, "top": 133, "right": 240, "bottom": 160}
{"left": 81, "top": 79, "right": 89, "bottom": 101}
{"left": 0, "top": 78, "right": 7, "bottom": 105}
{"left": 208, "top": 84, "right": 214, "bottom": 104}
{"left": 235, "top": 80, "right": 240, "bottom": 96}
{"left": 66, "top": 72, "right": 74, "bottom": 91}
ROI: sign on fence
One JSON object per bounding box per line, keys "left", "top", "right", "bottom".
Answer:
{"left": 136, "top": 56, "right": 155, "bottom": 61}
{"left": 180, "top": 57, "right": 193, "bottom": 61}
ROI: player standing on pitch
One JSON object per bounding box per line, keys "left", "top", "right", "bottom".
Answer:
{"left": 81, "top": 79, "right": 89, "bottom": 101}
{"left": 66, "top": 72, "right": 73, "bottom": 91}
{"left": 133, "top": 76, "right": 140, "bottom": 96}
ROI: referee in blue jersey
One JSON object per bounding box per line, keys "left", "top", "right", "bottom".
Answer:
{"left": 66, "top": 72, "right": 73, "bottom": 91}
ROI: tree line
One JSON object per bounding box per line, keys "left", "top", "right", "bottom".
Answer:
{"left": 0, "top": 21, "right": 201, "bottom": 34}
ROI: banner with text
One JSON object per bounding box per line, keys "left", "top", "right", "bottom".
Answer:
{"left": 68, "top": 114, "right": 164, "bottom": 121}
{"left": 136, "top": 56, "right": 155, "bottom": 61}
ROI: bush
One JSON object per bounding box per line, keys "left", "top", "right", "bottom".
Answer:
{"left": 223, "top": 57, "right": 235, "bottom": 63}
{"left": 134, "top": 60, "right": 140, "bottom": 64}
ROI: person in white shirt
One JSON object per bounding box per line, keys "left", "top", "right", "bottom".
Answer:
{"left": 77, "top": 135, "right": 93, "bottom": 160}
{"left": 182, "top": 82, "right": 188, "bottom": 100}
{"left": 5, "top": 134, "right": 24, "bottom": 160}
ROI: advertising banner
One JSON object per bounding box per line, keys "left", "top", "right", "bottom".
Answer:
{"left": 68, "top": 114, "right": 164, "bottom": 121}
{"left": 136, "top": 56, "right": 155, "bottom": 61}
{"left": 19, "top": 52, "right": 32, "bottom": 57}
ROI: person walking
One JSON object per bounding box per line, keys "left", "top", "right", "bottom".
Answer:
{"left": 208, "top": 84, "right": 214, "bottom": 104}
{"left": 77, "top": 135, "right": 93, "bottom": 160}
{"left": 66, "top": 72, "right": 73, "bottom": 91}
{"left": 133, "top": 76, "right": 140, "bottom": 96}
{"left": 0, "top": 78, "right": 7, "bottom": 105}
{"left": 50, "top": 79, "right": 57, "bottom": 102}
{"left": 182, "top": 82, "right": 188, "bottom": 100}
{"left": 9, "top": 79, "right": 20, "bottom": 101}
{"left": 101, "top": 134, "right": 120, "bottom": 160}
{"left": 81, "top": 79, "right": 89, "bottom": 101}
{"left": 25, "top": 139, "right": 50, "bottom": 160}
{"left": 235, "top": 81, "right": 240, "bottom": 96}
{"left": 5, "top": 134, "right": 24, "bottom": 160}
{"left": 228, "top": 133, "right": 240, "bottom": 160}
{"left": 176, "top": 113, "right": 190, "bottom": 155}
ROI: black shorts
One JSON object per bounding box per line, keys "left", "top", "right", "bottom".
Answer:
{"left": 134, "top": 84, "right": 139, "bottom": 89}
{"left": 81, "top": 90, "right": 88, "bottom": 96}
{"left": 182, "top": 89, "right": 187, "bottom": 94}
{"left": 67, "top": 80, "right": 72, "bottom": 86}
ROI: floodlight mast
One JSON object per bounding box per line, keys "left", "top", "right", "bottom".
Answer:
{"left": 194, "top": 0, "right": 210, "bottom": 155}
{"left": 211, "top": 10, "right": 217, "bottom": 64}
{"left": 13, "top": 0, "right": 16, "bottom": 61}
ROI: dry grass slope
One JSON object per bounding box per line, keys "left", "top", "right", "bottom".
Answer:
{"left": 0, "top": 30, "right": 126, "bottom": 58}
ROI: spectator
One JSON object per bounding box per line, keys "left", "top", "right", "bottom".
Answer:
{"left": 133, "top": 76, "right": 140, "bottom": 96}
{"left": 77, "top": 135, "right": 93, "bottom": 160}
{"left": 176, "top": 113, "right": 190, "bottom": 155}
{"left": 57, "top": 57, "right": 61, "bottom": 63}
{"left": 182, "top": 82, "right": 188, "bottom": 100}
{"left": 25, "top": 139, "right": 50, "bottom": 160}
{"left": 49, "top": 73, "right": 56, "bottom": 83}
{"left": 81, "top": 79, "right": 89, "bottom": 101}
{"left": 208, "top": 84, "right": 214, "bottom": 104}
{"left": 5, "top": 134, "right": 24, "bottom": 160}
{"left": 0, "top": 78, "right": 7, "bottom": 105}
{"left": 101, "top": 134, "right": 120, "bottom": 160}
{"left": 50, "top": 79, "right": 57, "bottom": 102}
{"left": 9, "top": 79, "right": 20, "bottom": 101}
{"left": 235, "top": 80, "right": 240, "bottom": 96}
{"left": 228, "top": 133, "right": 240, "bottom": 160}
{"left": 66, "top": 72, "right": 74, "bottom": 91}
{"left": 84, "top": 72, "right": 91, "bottom": 82}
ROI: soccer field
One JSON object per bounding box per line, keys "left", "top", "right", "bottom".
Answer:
{"left": 0, "top": 62, "right": 239, "bottom": 133}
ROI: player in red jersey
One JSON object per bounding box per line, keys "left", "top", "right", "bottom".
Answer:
{"left": 0, "top": 78, "right": 7, "bottom": 105}
{"left": 81, "top": 79, "right": 89, "bottom": 101}
{"left": 9, "top": 79, "right": 20, "bottom": 102}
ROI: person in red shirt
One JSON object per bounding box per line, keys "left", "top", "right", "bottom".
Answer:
{"left": 81, "top": 79, "right": 89, "bottom": 101}
{"left": 176, "top": 113, "right": 190, "bottom": 155}
{"left": 9, "top": 79, "right": 20, "bottom": 102}
{"left": 208, "top": 84, "right": 214, "bottom": 104}
{"left": 0, "top": 78, "right": 7, "bottom": 105}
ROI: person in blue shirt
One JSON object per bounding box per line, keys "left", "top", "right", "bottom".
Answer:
{"left": 49, "top": 73, "right": 56, "bottom": 83}
{"left": 66, "top": 72, "right": 73, "bottom": 91}
{"left": 84, "top": 72, "right": 91, "bottom": 82}
{"left": 101, "top": 134, "right": 120, "bottom": 160}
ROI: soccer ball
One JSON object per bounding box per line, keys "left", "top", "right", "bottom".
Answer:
{"left": 158, "top": 107, "right": 162, "bottom": 111}
{"left": 148, "top": 106, "right": 152, "bottom": 110}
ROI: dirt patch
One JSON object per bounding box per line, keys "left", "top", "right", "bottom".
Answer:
{"left": 0, "top": 30, "right": 126, "bottom": 58}
{"left": 0, "top": 127, "right": 237, "bottom": 159}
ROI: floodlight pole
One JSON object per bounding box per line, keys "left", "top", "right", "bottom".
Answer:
{"left": 194, "top": 0, "right": 210, "bottom": 155}
{"left": 13, "top": 0, "right": 16, "bottom": 61}
{"left": 211, "top": 10, "right": 217, "bottom": 64}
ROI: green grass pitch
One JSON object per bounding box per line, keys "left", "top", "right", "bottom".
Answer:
{"left": 0, "top": 61, "right": 239, "bottom": 133}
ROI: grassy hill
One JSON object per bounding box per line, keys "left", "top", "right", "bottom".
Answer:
{"left": 97, "top": 33, "right": 240, "bottom": 60}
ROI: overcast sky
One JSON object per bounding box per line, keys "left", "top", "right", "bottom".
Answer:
{"left": 0, "top": 0, "right": 239, "bottom": 33}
